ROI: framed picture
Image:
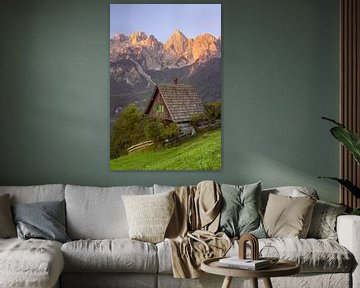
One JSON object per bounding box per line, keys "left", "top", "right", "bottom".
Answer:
{"left": 110, "top": 4, "right": 221, "bottom": 170}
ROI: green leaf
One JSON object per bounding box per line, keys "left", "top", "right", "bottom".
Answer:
{"left": 330, "top": 127, "right": 360, "bottom": 165}
{"left": 351, "top": 208, "right": 360, "bottom": 215}
{"left": 321, "top": 116, "right": 344, "bottom": 127}
{"left": 318, "top": 177, "right": 360, "bottom": 198}
{"left": 322, "top": 117, "right": 360, "bottom": 165}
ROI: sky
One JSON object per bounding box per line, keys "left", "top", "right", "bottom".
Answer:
{"left": 110, "top": 4, "right": 221, "bottom": 42}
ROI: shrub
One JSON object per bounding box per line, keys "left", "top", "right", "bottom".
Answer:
{"left": 145, "top": 118, "right": 180, "bottom": 145}
{"left": 110, "top": 104, "right": 145, "bottom": 159}
{"left": 191, "top": 113, "right": 208, "bottom": 130}
{"left": 205, "top": 101, "right": 221, "bottom": 123}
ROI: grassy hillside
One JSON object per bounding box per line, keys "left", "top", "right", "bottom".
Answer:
{"left": 110, "top": 129, "right": 221, "bottom": 170}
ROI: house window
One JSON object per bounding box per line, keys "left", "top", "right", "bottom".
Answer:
{"left": 156, "top": 104, "right": 164, "bottom": 113}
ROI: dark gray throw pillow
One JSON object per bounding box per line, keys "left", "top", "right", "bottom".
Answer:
{"left": 218, "top": 182, "right": 266, "bottom": 238}
{"left": 12, "top": 200, "right": 70, "bottom": 243}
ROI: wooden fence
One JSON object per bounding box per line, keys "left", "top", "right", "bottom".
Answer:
{"left": 127, "top": 120, "right": 221, "bottom": 152}
{"left": 127, "top": 140, "right": 154, "bottom": 154}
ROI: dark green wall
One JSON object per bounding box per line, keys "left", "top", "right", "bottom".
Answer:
{"left": 0, "top": 0, "right": 340, "bottom": 202}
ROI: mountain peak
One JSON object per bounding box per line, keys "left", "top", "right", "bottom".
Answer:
{"left": 192, "top": 33, "right": 220, "bottom": 61}
{"left": 172, "top": 29, "right": 187, "bottom": 38}
{"left": 110, "top": 30, "right": 220, "bottom": 70}
{"left": 164, "top": 29, "right": 189, "bottom": 56}
{"left": 129, "top": 31, "right": 148, "bottom": 45}
{"left": 111, "top": 33, "right": 128, "bottom": 43}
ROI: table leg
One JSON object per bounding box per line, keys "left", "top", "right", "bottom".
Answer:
{"left": 221, "top": 276, "right": 232, "bottom": 288}
{"left": 263, "top": 277, "right": 273, "bottom": 288}
{"left": 251, "top": 278, "right": 258, "bottom": 288}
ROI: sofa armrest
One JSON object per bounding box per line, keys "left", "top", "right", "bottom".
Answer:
{"left": 337, "top": 215, "right": 360, "bottom": 288}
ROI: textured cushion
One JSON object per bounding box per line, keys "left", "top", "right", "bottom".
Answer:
{"left": 122, "top": 191, "right": 175, "bottom": 243}
{"left": 0, "top": 194, "right": 16, "bottom": 238}
{"left": 61, "top": 239, "right": 158, "bottom": 273}
{"left": 158, "top": 237, "right": 353, "bottom": 274}
{"left": 234, "top": 238, "right": 352, "bottom": 273}
{"left": 12, "top": 200, "right": 70, "bottom": 243}
{"left": 307, "top": 200, "right": 347, "bottom": 240}
{"left": 0, "top": 238, "right": 64, "bottom": 288}
{"left": 263, "top": 193, "right": 316, "bottom": 238}
{"left": 0, "top": 184, "right": 65, "bottom": 204}
{"left": 218, "top": 182, "right": 266, "bottom": 238}
{"left": 65, "top": 185, "right": 153, "bottom": 239}
{"left": 156, "top": 240, "right": 173, "bottom": 274}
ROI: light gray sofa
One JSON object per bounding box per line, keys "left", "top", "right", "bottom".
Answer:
{"left": 0, "top": 184, "right": 359, "bottom": 288}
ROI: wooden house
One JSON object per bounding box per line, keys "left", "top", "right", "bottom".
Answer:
{"left": 144, "top": 83, "right": 205, "bottom": 131}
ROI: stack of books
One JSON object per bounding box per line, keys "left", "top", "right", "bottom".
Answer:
{"left": 218, "top": 257, "right": 271, "bottom": 270}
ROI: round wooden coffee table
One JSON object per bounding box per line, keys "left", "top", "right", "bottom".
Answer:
{"left": 201, "top": 257, "right": 300, "bottom": 288}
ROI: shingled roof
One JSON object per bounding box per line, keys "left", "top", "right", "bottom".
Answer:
{"left": 145, "top": 84, "right": 205, "bottom": 123}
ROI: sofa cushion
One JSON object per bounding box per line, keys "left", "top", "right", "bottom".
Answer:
{"left": 233, "top": 238, "right": 353, "bottom": 273}
{"left": 12, "top": 200, "right": 70, "bottom": 243}
{"left": 261, "top": 238, "right": 353, "bottom": 273}
{"left": 65, "top": 185, "right": 153, "bottom": 239}
{"left": 0, "top": 184, "right": 65, "bottom": 204}
{"left": 263, "top": 193, "right": 316, "bottom": 238}
{"left": 0, "top": 238, "right": 64, "bottom": 288}
{"left": 261, "top": 186, "right": 319, "bottom": 213}
{"left": 61, "top": 239, "right": 158, "bottom": 273}
{"left": 0, "top": 194, "right": 16, "bottom": 238}
{"left": 158, "top": 237, "right": 353, "bottom": 274}
{"left": 307, "top": 200, "right": 347, "bottom": 240}
{"left": 122, "top": 191, "right": 175, "bottom": 243}
{"left": 156, "top": 240, "right": 173, "bottom": 274}
{"left": 218, "top": 182, "right": 266, "bottom": 238}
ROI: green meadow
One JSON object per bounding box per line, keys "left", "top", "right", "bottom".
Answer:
{"left": 110, "top": 129, "right": 221, "bottom": 170}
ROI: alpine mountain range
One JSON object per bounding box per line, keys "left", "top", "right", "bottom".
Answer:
{"left": 110, "top": 30, "right": 221, "bottom": 123}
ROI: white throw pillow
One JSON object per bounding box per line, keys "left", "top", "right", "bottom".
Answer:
{"left": 122, "top": 191, "right": 175, "bottom": 243}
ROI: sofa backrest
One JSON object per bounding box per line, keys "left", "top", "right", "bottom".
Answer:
{"left": 65, "top": 184, "right": 153, "bottom": 240}
{"left": 0, "top": 184, "right": 65, "bottom": 204}
{"left": 153, "top": 184, "right": 176, "bottom": 194}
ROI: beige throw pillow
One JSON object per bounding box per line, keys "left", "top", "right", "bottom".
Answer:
{"left": 122, "top": 191, "right": 175, "bottom": 243}
{"left": 263, "top": 193, "right": 316, "bottom": 238}
{"left": 0, "top": 194, "right": 17, "bottom": 238}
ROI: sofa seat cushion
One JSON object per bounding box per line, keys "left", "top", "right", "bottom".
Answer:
{"left": 61, "top": 239, "right": 158, "bottom": 273}
{"left": 0, "top": 238, "right": 64, "bottom": 288}
{"left": 231, "top": 238, "right": 353, "bottom": 273}
{"left": 157, "top": 238, "right": 353, "bottom": 274}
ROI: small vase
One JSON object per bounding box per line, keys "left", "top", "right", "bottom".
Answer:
{"left": 259, "top": 245, "right": 280, "bottom": 264}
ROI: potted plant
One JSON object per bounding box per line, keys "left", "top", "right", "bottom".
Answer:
{"left": 320, "top": 117, "right": 360, "bottom": 215}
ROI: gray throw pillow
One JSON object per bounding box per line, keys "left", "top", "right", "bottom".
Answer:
{"left": 0, "top": 194, "right": 17, "bottom": 238}
{"left": 307, "top": 200, "right": 347, "bottom": 240}
{"left": 12, "top": 200, "right": 70, "bottom": 243}
{"left": 218, "top": 182, "right": 266, "bottom": 238}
